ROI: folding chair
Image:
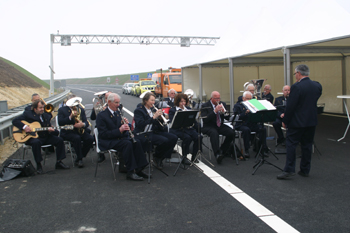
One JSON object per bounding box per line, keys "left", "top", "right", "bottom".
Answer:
{"left": 55, "top": 116, "right": 75, "bottom": 166}
{"left": 94, "top": 128, "right": 119, "bottom": 180}
{"left": 22, "top": 143, "right": 52, "bottom": 167}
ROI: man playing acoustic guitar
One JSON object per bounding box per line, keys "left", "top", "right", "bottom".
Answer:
{"left": 12, "top": 100, "right": 70, "bottom": 174}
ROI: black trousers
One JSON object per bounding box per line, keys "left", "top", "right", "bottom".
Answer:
{"left": 26, "top": 135, "right": 66, "bottom": 164}
{"left": 170, "top": 128, "right": 202, "bottom": 157}
{"left": 111, "top": 138, "right": 148, "bottom": 172}
{"left": 202, "top": 124, "right": 235, "bottom": 155}
{"left": 273, "top": 118, "right": 285, "bottom": 142}
{"left": 136, "top": 131, "right": 178, "bottom": 159}
{"left": 236, "top": 124, "right": 266, "bottom": 151}
{"left": 61, "top": 131, "right": 94, "bottom": 160}
{"left": 284, "top": 126, "right": 315, "bottom": 174}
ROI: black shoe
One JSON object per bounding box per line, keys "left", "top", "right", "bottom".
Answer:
{"left": 244, "top": 150, "right": 250, "bottom": 158}
{"left": 298, "top": 171, "right": 309, "bottom": 177}
{"left": 74, "top": 160, "right": 84, "bottom": 168}
{"left": 181, "top": 157, "right": 191, "bottom": 165}
{"left": 55, "top": 161, "right": 70, "bottom": 169}
{"left": 216, "top": 154, "right": 224, "bottom": 164}
{"left": 277, "top": 171, "right": 295, "bottom": 180}
{"left": 97, "top": 153, "right": 105, "bottom": 163}
{"left": 136, "top": 171, "right": 152, "bottom": 179}
{"left": 126, "top": 173, "right": 144, "bottom": 181}
{"left": 36, "top": 163, "right": 43, "bottom": 174}
{"left": 153, "top": 157, "right": 163, "bottom": 170}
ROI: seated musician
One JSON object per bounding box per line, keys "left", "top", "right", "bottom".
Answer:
{"left": 168, "top": 93, "right": 202, "bottom": 163}
{"left": 163, "top": 89, "right": 177, "bottom": 108}
{"left": 273, "top": 85, "right": 290, "bottom": 145}
{"left": 261, "top": 84, "right": 274, "bottom": 104}
{"left": 133, "top": 92, "right": 178, "bottom": 170}
{"left": 25, "top": 93, "right": 54, "bottom": 120}
{"left": 233, "top": 91, "right": 268, "bottom": 158}
{"left": 12, "top": 100, "right": 70, "bottom": 174}
{"left": 237, "top": 84, "right": 258, "bottom": 103}
{"left": 58, "top": 96, "right": 94, "bottom": 168}
{"left": 96, "top": 93, "right": 149, "bottom": 181}
{"left": 201, "top": 91, "right": 235, "bottom": 164}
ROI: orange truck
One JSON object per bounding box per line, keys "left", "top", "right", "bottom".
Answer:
{"left": 152, "top": 67, "right": 182, "bottom": 97}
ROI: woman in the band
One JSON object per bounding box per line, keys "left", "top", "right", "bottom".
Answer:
{"left": 133, "top": 92, "right": 178, "bottom": 170}
{"left": 169, "top": 93, "right": 202, "bottom": 163}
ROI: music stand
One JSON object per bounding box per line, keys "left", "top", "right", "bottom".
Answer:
{"left": 247, "top": 109, "right": 283, "bottom": 175}
{"left": 137, "top": 123, "right": 168, "bottom": 184}
{"left": 171, "top": 110, "right": 202, "bottom": 176}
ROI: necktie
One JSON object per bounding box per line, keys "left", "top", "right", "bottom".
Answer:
{"left": 216, "top": 112, "right": 220, "bottom": 127}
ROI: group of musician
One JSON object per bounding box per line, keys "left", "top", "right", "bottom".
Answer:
{"left": 13, "top": 64, "right": 322, "bottom": 181}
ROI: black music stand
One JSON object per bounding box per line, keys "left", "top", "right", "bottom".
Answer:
{"left": 190, "top": 101, "right": 215, "bottom": 168}
{"left": 137, "top": 123, "right": 168, "bottom": 184}
{"left": 247, "top": 109, "right": 283, "bottom": 175}
{"left": 171, "top": 110, "right": 200, "bottom": 176}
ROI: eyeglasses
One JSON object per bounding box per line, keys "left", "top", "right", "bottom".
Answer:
{"left": 293, "top": 71, "right": 299, "bottom": 75}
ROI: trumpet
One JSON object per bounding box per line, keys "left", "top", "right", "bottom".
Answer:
{"left": 40, "top": 98, "right": 54, "bottom": 113}
{"left": 216, "top": 101, "right": 227, "bottom": 114}
{"left": 118, "top": 108, "right": 136, "bottom": 143}
{"left": 152, "top": 104, "right": 169, "bottom": 127}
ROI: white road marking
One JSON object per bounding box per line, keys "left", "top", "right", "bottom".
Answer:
{"left": 70, "top": 87, "right": 299, "bottom": 233}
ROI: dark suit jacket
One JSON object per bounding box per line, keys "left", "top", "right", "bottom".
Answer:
{"left": 283, "top": 77, "right": 322, "bottom": 128}
{"left": 274, "top": 96, "right": 287, "bottom": 120}
{"left": 201, "top": 100, "right": 229, "bottom": 128}
{"left": 58, "top": 106, "right": 90, "bottom": 137}
{"left": 96, "top": 108, "right": 129, "bottom": 151}
{"left": 163, "top": 97, "right": 174, "bottom": 108}
{"left": 262, "top": 92, "right": 274, "bottom": 104}
{"left": 12, "top": 110, "right": 53, "bottom": 138}
{"left": 133, "top": 105, "right": 166, "bottom": 135}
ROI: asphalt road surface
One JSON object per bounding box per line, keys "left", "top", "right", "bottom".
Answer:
{"left": 1, "top": 85, "right": 349, "bottom": 233}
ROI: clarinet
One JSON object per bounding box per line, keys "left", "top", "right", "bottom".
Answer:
{"left": 118, "top": 108, "right": 137, "bottom": 143}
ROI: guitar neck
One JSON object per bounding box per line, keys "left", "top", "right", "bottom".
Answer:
{"left": 33, "top": 126, "right": 65, "bottom": 132}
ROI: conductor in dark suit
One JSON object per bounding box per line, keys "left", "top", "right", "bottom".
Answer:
{"left": 12, "top": 100, "right": 69, "bottom": 174}
{"left": 273, "top": 85, "right": 290, "bottom": 144}
{"left": 96, "top": 93, "right": 148, "bottom": 181}
{"left": 134, "top": 92, "right": 178, "bottom": 170}
{"left": 277, "top": 64, "right": 322, "bottom": 179}
{"left": 58, "top": 97, "right": 94, "bottom": 168}
{"left": 201, "top": 91, "right": 235, "bottom": 164}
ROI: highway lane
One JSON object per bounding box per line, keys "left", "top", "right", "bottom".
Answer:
{"left": 67, "top": 85, "right": 301, "bottom": 233}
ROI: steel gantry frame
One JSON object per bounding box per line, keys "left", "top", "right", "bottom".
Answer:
{"left": 49, "top": 34, "right": 220, "bottom": 96}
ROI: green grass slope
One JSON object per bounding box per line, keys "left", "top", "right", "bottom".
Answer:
{"left": 0, "top": 57, "right": 50, "bottom": 89}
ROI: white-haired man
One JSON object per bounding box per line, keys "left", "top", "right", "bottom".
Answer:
{"left": 262, "top": 84, "right": 274, "bottom": 104}
{"left": 164, "top": 89, "right": 177, "bottom": 107}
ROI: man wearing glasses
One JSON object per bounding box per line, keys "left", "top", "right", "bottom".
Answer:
{"left": 201, "top": 91, "right": 235, "bottom": 164}
{"left": 277, "top": 64, "right": 322, "bottom": 179}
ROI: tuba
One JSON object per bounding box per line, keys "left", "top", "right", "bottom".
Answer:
{"left": 184, "top": 89, "right": 194, "bottom": 108}
{"left": 66, "top": 97, "right": 85, "bottom": 134}
{"left": 92, "top": 91, "right": 108, "bottom": 115}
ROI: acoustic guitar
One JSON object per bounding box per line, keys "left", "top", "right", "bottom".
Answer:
{"left": 13, "top": 121, "right": 74, "bottom": 143}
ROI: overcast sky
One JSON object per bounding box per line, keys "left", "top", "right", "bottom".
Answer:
{"left": 1, "top": 0, "right": 350, "bottom": 80}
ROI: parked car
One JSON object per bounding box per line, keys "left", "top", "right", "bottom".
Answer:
{"left": 122, "top": 83, "right": 129, "bottom": 94}
{"left": 124, "top": 83, "right": 134, "bottom": 95}
{"left": 135, "top": 80, "right": 157, "bottom": 96}
{"left": 130, "top": 83, "right": 139, "bottom": 96}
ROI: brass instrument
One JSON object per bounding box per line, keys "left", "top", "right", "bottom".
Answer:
{"left": 66, "top": 97, "right": 86, "bottom": 134}
{"left": 152, "top": 104, "right": 169, "bottom": 127}
{"left": 184, "top": 89, "right": 194, "bottom": 108}
{"left": 40, "top": 98, "right": 54, "bottom": 113}
{"left": 216, "top": 101, "right": 228, "bottom": 115}
{"left": 118, "top": 108, "right": 136, "bottom": 143}
{"left": 92, "top": 91, "right": 108, "bottom": 115}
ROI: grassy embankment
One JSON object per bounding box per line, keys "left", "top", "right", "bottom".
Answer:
{"left": 0, "top": 57, "right": 50, "bottom": 89}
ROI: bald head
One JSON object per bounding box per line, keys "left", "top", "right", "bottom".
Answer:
{"left": 210, "top": 91, "right": 221, "bottom": 105}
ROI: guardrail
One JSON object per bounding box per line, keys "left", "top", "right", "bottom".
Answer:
{"left": 0, "top": 90, "right": 70, "bottom": 144}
